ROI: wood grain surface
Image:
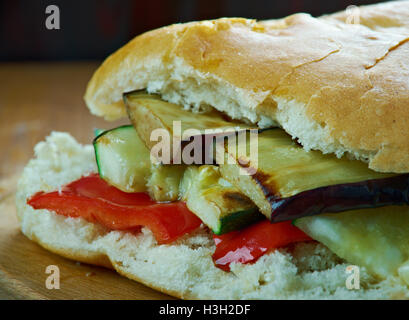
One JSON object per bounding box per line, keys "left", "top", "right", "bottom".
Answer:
{"left": 0, "top": 62, "right": 173, "bottom": 300}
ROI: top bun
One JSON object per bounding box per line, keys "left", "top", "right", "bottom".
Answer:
{"left": 84, "top": 1, "right": 409, "bottom": 173}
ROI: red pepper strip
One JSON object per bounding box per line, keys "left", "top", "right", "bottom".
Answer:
{"left": 212, "top": 220, "right": 313, "bottom": 271}
{"left": 27, "top": 174, "right": 202, "bottom": 244}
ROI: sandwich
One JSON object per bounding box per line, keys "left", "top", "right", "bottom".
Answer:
{"left": 16, "top": 1, "right": 409, "bottom": 299}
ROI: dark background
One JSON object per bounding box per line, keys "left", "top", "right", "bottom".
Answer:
{"left": 1, "top": 0, "right": 390, "bottom": 61}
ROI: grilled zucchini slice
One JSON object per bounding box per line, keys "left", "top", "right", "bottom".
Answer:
{"left": 180, "top": 165, "right": 262, "bottom": 234}
{"left": 146, "top": 163, "right": 186, "bottom": 201}
{"left": 93, "top": 125, "right": 151, "bottom": 192}
{"left": 219, "top": 129, "right": 400, "bottom": 220}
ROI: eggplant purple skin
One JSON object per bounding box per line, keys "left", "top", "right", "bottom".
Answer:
{"left": 268, "top": 174, "right": 409, "bottom": 223}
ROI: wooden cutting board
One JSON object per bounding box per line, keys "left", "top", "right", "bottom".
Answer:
{"left": 0, "top": 62, "right": 172, "bottom": 300}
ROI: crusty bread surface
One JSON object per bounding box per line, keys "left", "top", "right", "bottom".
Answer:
{"left": 15, "top": 132, "right": 409, "bottom": 299}
{"left": 84, "top": 1, "right": 409, "bottom": 173}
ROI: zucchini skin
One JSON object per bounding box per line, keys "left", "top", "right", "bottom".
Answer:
{"left": 217, "top": 207, "right": 264, "bottom": 235}
{"left": 93, "top": 125, "right": 151, "bottom": 193}
{"left": 94, "top": 128, "right": 105, "bottom": 137}
{"left": 181, "top": 165, "right": 262, "bottom": 235}
{"left": 92, "top": 124, "right": 134, "bottom": 143}
{"left": 93, "top": 125, "right": 134, "bottom": 176}
{"left": 268, "top": 173, "right": 409, "bottom": 223}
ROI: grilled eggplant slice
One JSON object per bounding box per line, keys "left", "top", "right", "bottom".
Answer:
{"left": 180, "top": 165, "right": 262, "bottom": 234}
{"left": 124, "top": 90, "right": 254, "bottom": 164}
{"left": 93, "top": 125, "right": 151, "bottom": 192}
{"left": 218, "top": 129, "right": 409, "bottom": 221}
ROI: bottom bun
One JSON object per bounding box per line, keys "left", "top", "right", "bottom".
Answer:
{"left": 15, "top": 132, "right": 409, "bottom": 299}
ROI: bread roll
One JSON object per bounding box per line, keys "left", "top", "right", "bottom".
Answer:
{"left": 16, "top": 0, "right": 409, "bottom": 300}
{"left": 16, "top": 132, "right": 409, "bottom": 299}
{"left": 84, "top": 1, "right": 409, "bottom": 173}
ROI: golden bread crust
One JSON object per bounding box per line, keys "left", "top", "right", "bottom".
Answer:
{"left": 84, "top": 23, "right": 191, "bottom": 120}
{"left": 85, "top": 1, "right": 409, "bottom": 173}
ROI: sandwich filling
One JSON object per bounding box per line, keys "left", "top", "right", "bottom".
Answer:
{"left": 27, "top": 91, "right": 409, "bottom": 281}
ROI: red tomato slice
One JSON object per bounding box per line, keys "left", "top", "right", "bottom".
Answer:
{"left": 27, "top": 174, "right": 202, "bottom": 244}
{"left": 212, "top": 220, "right": 312, "bottom": 271}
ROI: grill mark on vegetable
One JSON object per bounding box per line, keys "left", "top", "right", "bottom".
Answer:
{"left": 236, "top": 160, "right": 283, "bottom": 203}
{"left": 251, "top": 171, "right": 283, "bottom": 204}
{"left": 259, "top": 172, "right": 409, "bottom": 222}
{"left": 223, "top": 191, "right": 254, "bottom": 207}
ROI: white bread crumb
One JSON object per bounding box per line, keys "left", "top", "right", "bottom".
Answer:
{"left": 15, "top": 132, "right": 409, "bottom": 299}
